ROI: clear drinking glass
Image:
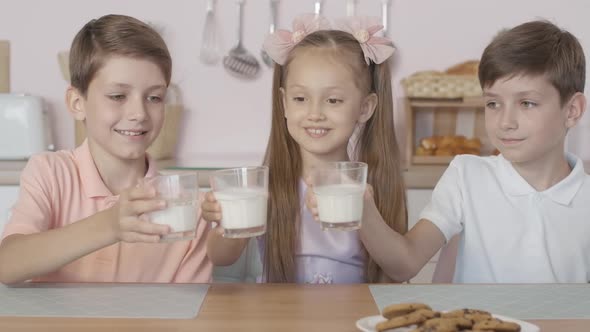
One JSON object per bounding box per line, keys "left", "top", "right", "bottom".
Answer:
{"left": 144, "top": 172, "right": 199, "bottom": 242}
{"left": 210, "top": 166, "right": 269, "bottom": 238}
{"left": 311, "top": 161, "right": 368, "bottom": 231}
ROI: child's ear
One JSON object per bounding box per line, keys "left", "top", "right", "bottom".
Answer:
{"left": 280, "top": 87, "right": 287, "bottom": 118}
{"left": 66, "top": 86, "right": 86, "bottom": 121}
{"left": 358, "top": 93, "right": 378, "bottom": 124}
{"left": 565, "top": 92, "right": 586, "bottom": 129}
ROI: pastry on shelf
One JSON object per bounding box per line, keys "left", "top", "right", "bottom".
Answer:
{"left": 464, "top": 137, "right": 482, "bottom": 150}
{"left": 415, "top": 146, "right": 435, "bottom": 156}
{"left": 416, "top": 135, "right": 482, "bottom": 157}
{"left": 419, "top": 136, "right": 440, "bottom": 150}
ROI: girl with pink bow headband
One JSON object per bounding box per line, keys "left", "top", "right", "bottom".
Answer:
{"left": 203, "top": 14, "right": 407, "bottom": 284}
{"left": 263, "top": 14, "right": 396, "bottom": 66}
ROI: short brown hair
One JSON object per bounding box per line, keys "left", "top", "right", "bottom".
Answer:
{"left": 479, "top": 20, "right": 585, "bottom": 105}
{"left": 69, "top": 14, "right": 172, "bottom": 96}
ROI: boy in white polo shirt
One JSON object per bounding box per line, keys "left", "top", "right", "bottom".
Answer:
{"left": 310, "top": 20, "right": 590, "bottom": 283}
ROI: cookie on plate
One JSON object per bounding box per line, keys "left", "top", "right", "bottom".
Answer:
{"left": 381, "top": 303, "right": 432, "bottom": 319}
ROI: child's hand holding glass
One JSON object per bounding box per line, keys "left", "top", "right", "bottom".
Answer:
{"left": 201, "top": 191, "right": 222, "bottom": 224}
{"left": 107, "top": 184, "right": 170, "bottom": 243}
{"left": 305, "top": 162, "right": 369, "bottom": 231}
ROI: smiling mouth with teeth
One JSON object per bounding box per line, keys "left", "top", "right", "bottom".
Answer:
{"left": 306, "top": 128, "right": 329, "bottom": 136}
{"left": 115, "top": 129, "right": 147, "bottom": 136}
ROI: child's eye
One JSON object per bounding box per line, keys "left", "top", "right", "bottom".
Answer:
{"left": 521, "top": 100, "right": 537, "bottom": 108}
{"left": 293, "top": 96, "right": 306, "bottom": 102}
{"left": 327, "top": 98, "right": 343, "bottom": 104}
{"left": 485, "top": 101, "right": 499, "bottom": 109}
{"left": 108, "top": 94, "right": 126, "bottom": 102}
{"left": 147, "top": 95, "right": 163, "bottom": 103}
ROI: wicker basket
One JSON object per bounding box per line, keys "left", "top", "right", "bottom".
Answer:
{"left": 402, "top": 71, "right": 482, "bottom": 99}
{"left": 74, "top": 84, "right": 183, "bottom": 160}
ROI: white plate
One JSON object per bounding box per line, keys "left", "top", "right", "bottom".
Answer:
{"left": 356, "top": 313, "right": 540, "bottom": 332}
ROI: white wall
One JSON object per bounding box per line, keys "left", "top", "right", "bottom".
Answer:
{"left": 1, "top": 0, "right": 589, "bottom": 164}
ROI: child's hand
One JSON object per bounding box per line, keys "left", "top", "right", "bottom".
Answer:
{"left": 109, "top": 185, "right": 170, "bottom": 243}
{"left": 364, "top": 184, "right": 375, "bottom": 200}
{"left": 201, "top": 191, "right": 222, "bottom": 223}
{"left": 304, "top": 177, "right": 320, "bottom": 221}
{"left": 305, "top": 179, "right": 376, "bottom": 222}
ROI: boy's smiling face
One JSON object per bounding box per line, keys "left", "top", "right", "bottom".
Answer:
{"left": 483, "top": 74, "right": 584, "bottom": 166}
{"left": 69, "top": 56, "right": 167, "bottom": 162}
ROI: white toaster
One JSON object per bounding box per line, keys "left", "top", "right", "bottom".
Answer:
{"left": 0, "top": 94, "right": 54, "bottom": 160}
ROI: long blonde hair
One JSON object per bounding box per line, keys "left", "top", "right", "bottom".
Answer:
{"left": 263, "top": 30, "right": 407, "bottom": 283}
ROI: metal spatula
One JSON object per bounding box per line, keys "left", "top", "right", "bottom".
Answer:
{"left": 223, "top": 0, "right": 260, "bottom": 79}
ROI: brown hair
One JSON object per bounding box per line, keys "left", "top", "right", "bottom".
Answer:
{"left": 479, "top": 20, "right": 585, "bottom": 105}
{"left": 263, "top": 30, "right": 408, "bottom": 283}
{"left": 69, "top": 14, "right": 172, "bottom": 96}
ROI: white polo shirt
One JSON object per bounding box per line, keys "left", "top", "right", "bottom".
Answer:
{"left": 420, "top": 154, "right": 590, "bottom": 283}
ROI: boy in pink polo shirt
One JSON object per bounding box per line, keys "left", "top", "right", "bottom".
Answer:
{"left": 0, "top": 14, "right": 212, "bottom": 284}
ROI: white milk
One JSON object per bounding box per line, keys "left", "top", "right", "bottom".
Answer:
{"left": 149, "top": 201, "right": 197, "bottom": 233}
{"left": 215, "top": 188, "right": 268, "bottom": 230}
{"left": 314, "top": 183, "right": 365, "bottom": 223}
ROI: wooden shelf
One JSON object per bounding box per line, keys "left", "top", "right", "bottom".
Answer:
{"left": 404, "top": 96, "right": 488, "bottom": 167}
{"left": 408, "top": 97, "right": 484, "bottom": 108}
{"left": 412, "top": 155, "right": 454, "bottom": 165}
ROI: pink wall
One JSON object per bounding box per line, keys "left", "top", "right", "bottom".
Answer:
{"left": 1, "top": 0, "right": 589, "bottom": 165}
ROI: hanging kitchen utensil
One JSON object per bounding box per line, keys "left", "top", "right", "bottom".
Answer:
{"left": 223, "top": 0, "right": 260, "bottom": 79}
{"left": 380, "top": 0, "right": 391, "bottom": 37}
{"left": 261, "top": 0, "right": 279, "bottom": 68}
{"left": 314, "top": 0, "right": 323, "bottom": 16}
{"left": 200, "top": 0, "right": 221, "bottom": 65}
{"left": 346, "top": 0, "right": 357, "bottom": 17}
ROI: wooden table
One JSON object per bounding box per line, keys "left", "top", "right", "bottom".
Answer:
{"left": 0, "top": 283, "right": 587, "bottom": 331}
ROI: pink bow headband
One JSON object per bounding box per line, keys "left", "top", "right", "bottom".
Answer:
{"left": 263, "top": 14, "right": 395, "bottom": 66}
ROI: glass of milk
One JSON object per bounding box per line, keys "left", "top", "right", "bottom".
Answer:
{"left": 311, "top": 162, "right": 367, "bottom": 230}
{"left": 210, "top": 166, "right": 269, "bottom": 238}
{"left": 144, "top": 172, "right": 199, "bottom": 242}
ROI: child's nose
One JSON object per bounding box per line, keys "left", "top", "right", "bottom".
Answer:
{"left": 127, "top": 100, "right": 148, "bottom": 121}
{"left": 307, "top": 103, "right": 325, "bottom": 121}
{"left": 499, "top": 106, "right": 518, "bottom": 130}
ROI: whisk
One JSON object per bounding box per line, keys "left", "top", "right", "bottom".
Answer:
{"left": 200, "top": 0, "right": 221, "bottom": 65}
{"left": 223, "top": 0, "right": 260, "bottom": 79}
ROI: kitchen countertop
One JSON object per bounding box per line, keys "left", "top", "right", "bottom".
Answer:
{"left": 1, "top": 159, "right": 588, "bottom": 190}
{"left": 0, "top": 283, "right": 587, "bottom": 331}
{"left": 0, "top": 159, "right": 446, "bottom": 189}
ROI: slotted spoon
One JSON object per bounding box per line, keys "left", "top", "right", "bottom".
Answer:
{"left": 223, "top": 0, "right": 260, "bottom": 79}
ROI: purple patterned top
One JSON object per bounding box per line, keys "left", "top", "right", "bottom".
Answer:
{"left": 258, "top": 180, "right": 366, "bottom": 284}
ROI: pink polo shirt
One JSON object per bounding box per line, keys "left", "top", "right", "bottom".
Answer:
{"left": 1, "top": 140, "right": 212, "bottom": 283}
